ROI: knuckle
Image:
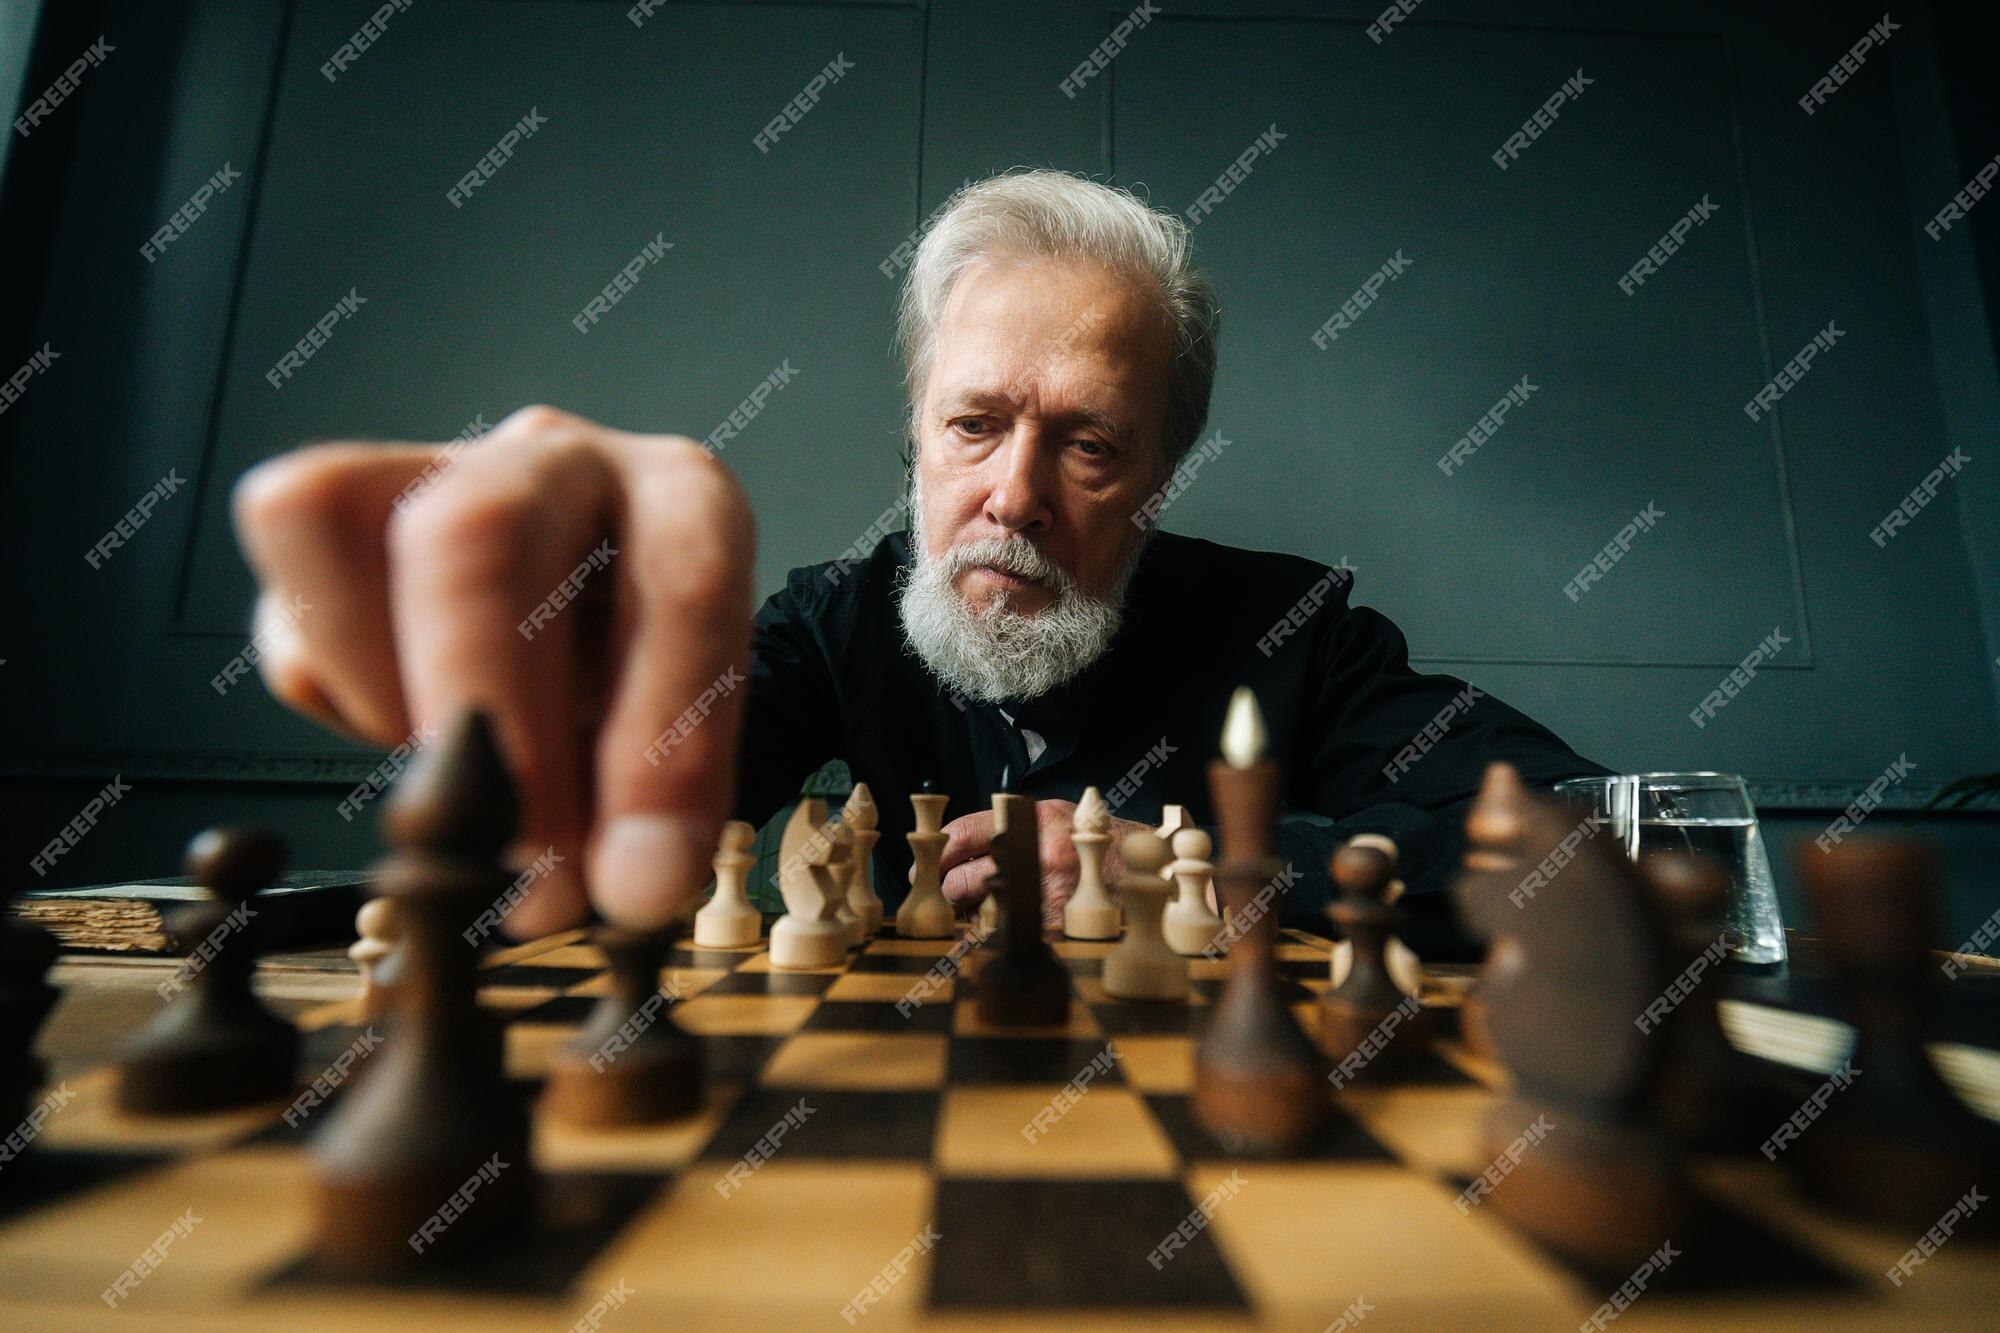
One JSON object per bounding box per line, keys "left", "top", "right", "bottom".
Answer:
{"left": 387, "top": 481, "right": 536, "bottom": 585}
{"left": 232, "top": 445, "right": 376, "bottom": 544}
{"left": 495, "top": 403, "right": 578, "bottom": 438}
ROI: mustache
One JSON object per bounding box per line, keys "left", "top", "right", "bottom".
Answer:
{"left": 934, "top": 536, "right": 1077, "bottom": 595}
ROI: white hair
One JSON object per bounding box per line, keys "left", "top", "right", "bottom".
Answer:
{"left": 896, "top": 168, "right": 1221, "bottom": 476}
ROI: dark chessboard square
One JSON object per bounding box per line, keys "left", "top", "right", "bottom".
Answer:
{"left": 1145, "top": 1094, "right": 1395, "bottom": 1163}
{"left": 804, "top": 999, "right": 954, "bottom": 1033}
{"left": 698, "top": 1035, "right": 791, "bottom": 1088}
{"left": 948, "top": 1038, "right": 1127, "bottom": 1085}
{"left": 929, "top": 1178, "right": 1248, "bottom": 1309}
{"left": 0, "top": 1148, "right": 172, "bottom": 1225}
{"left": 698, "top": 969, "right": 838, "bottom": 997}
{"left": 265, "top": 1170, "right": 665, "bottom": 1297}
{"left": 667, "top": 946, "right": 761, "bottom": 971}
{"left": 1332, "top": 1046, "right": 1475, "bottom": 1089}
{"left": 1090, "top": 1000, "right": 1210, "bottom": 1037}
{"left": 479, "top": 963, "right": 601, "bottom": 990}
{"left": 509, "top": 994, "right": 602, "bottom": 1027}
{"left": 1275, "top": 959, "right": 1329, "bottom": 982}
{"left": 699, "top": 1088, "right": 939, "bottom": 1162}
{"left": 847, "top": 953, "right": 958, "bottom": 975}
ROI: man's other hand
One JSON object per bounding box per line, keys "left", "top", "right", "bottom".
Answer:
{"left": 926, "top": 800, "right": 1153, "bottom": 929}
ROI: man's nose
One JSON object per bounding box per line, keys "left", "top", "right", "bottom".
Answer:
{"left": 980, "top": 431, "right": 1055, "bottom": 534}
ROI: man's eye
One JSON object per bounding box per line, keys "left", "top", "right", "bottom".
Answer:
{"left": 951, "top": 418, "right": 991, "bottom": 437}
{"left": 1071, "top": 438, "right": 1108, "bottom": 458}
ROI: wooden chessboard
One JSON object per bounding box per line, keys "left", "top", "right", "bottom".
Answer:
{"left": 4, "top": 925, "right": 1998, "bottom": 1330}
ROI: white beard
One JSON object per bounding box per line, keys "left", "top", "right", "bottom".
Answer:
{"left": 896, "top": 479, "right": 1143, "bottom": 704}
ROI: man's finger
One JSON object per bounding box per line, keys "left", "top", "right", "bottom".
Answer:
{"left": 942, "top": 855, "right": 997, "bottom": 909}
{"left": 589, "top": 436, "right": 756, "bottom": 928}
{"left": 935, "top": 812, "right": 997, "bottom": 881}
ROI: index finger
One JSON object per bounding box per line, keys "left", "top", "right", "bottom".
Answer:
{"left": 933, "top": 811, "right": 998, "bottom": 882}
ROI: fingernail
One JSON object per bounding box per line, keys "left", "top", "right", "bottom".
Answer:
{"left": 593, "top": 814, "right": 712, "bottom": 929}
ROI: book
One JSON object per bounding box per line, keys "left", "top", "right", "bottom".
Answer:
{"left": 16, "top": 872, "right": 367, "bottom": 954}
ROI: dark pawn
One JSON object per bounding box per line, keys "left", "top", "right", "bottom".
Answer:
{"left": 0, "top": 814, "right": 59, "bottom": 1166}
{"left": 313, "top": 711, "right": 531, "bottom": 1273}
{"left": 974, "top": 802, "right": 1069, "bottom": 1027}
{"left": 1791, "top": 840, "right": 1998, "bottom": 1233}
{"left": 542, "top": 926, "right": 701, "bottom": 1126}
{"left": 1319, "top": 839, "right": 1431, "bottom": 1079}
{"left": 1636, "top": 851, "right": 1793, "bottom": 1151}
{"left": 113, "top": 828, "right": 297, "bottom": 1114}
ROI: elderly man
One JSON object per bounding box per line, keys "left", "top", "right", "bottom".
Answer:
{"left": 233, "top": 169, "right": 1602, "bottom": 954}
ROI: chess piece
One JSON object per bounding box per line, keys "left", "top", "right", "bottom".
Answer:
{"left": 977, "top": 790, "right": 1012, "bottom": 934}
{"left": 0, "top": 815, "right": 59, "bottom": 1171}
{"left": 542, "top": 926, "right": 701, "bottom": 1126}
{"left": 1317, "top": 835, "right": 1430, "bottom": 1077}
{"left": 1102, "top": 832, "right": 1188, "bottom": 1002}
{"left": 1163, "top": 828, "right": 1225, "bottom": 956}
{"left": 843, "top": 785, "right": 884, "bottom": 940}
{"left": 351, "top": 896, "right": 405, "bottom": 1022}
{"left": 1451, "top": 774, "right": 1690, "bottom": 1275}
{"left": 1155, "top": 804, "right": 1194, "bottom": 861}
{"left": 312, "top": 711, "right": 531, "bottom": 1272}
{"left": 1326, "top": 835, "right": 1425, "bottom": 996}
{"left": 1063, "top": 787, "right": 1119, "bottom": 940}
{"left": 828, "top": 816, "right": 864, "bottom": 948}
{"left": 898, "top": 787, "right": 954, "bottom": 939}
{"left": 1457, "top": 763, "right": 1531, "bottom": 1062}
{"left": 693, "top": 820, "right": 761, "bottom": 948}
{"left": 769, "top": 799, "right": 848, "bottom": 969}
{"left": 974, "top": 794, "right": 1069, "bottom": 1026}
{"left": 1193, "top": 688, "right": 1327, "bottom": 1155}
{"left": 1790, "top": 839, "right": 1999, "bottom": 1232}
{"left": 114, "top": 828, "right": 299, "bottom": 1114}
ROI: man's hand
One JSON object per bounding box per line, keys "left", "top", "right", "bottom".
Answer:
{"left": 232, "top": 405, "right": 754, "bottom": 936}
{"left": 926, "top": 800, "right": 1154, "bottom": 929}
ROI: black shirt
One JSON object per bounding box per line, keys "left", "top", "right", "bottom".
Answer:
{"left": 735, "top": 529, "right": 1607, "bottom": 957}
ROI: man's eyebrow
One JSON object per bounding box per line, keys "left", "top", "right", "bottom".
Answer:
{"left": 939, "top": 389, "right": 1133, "bottom": 441}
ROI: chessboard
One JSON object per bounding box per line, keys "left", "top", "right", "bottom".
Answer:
{"left": 5, "top": 920, "right": 1998, "bottom": 1331}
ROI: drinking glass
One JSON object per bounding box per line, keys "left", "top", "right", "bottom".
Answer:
{"left": 1553, "top": 773, "right": 1787, "bottom": 966}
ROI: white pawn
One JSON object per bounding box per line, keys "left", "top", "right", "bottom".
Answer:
{"left": 897, "top": 790, "right": 954, "bottom": 939}
{"left": 977, "top": 791, "right": 1012, "bottom": 933}
{"left": 694, "top": 820, "right": 761, "bottom": 949}
{"left": 770, "top": 800, "right": 849, "bottom": 969}
{"left": 1103, "top": 832, "right": 1188, "bottom": 1001}
{"left": 1163, "top": 827, "right": 1225, "bottom": 957}
{"left": 1155, "top": 806, "right": 1194, "bottom": 874}
{"left": 350, "top": 896, "right": 403, "bottom": 1021}
{"left": 828, "top": 819, "right": 864, "bottom": 948}
{"left": 843, "top": 785, "right": 884, "bottom": 941}
{"left": 1063, "top": 787, "right": 1119, "bottom": 940}
{"left": 1328, "top": 833, "right": 1426, "bottom": 996}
